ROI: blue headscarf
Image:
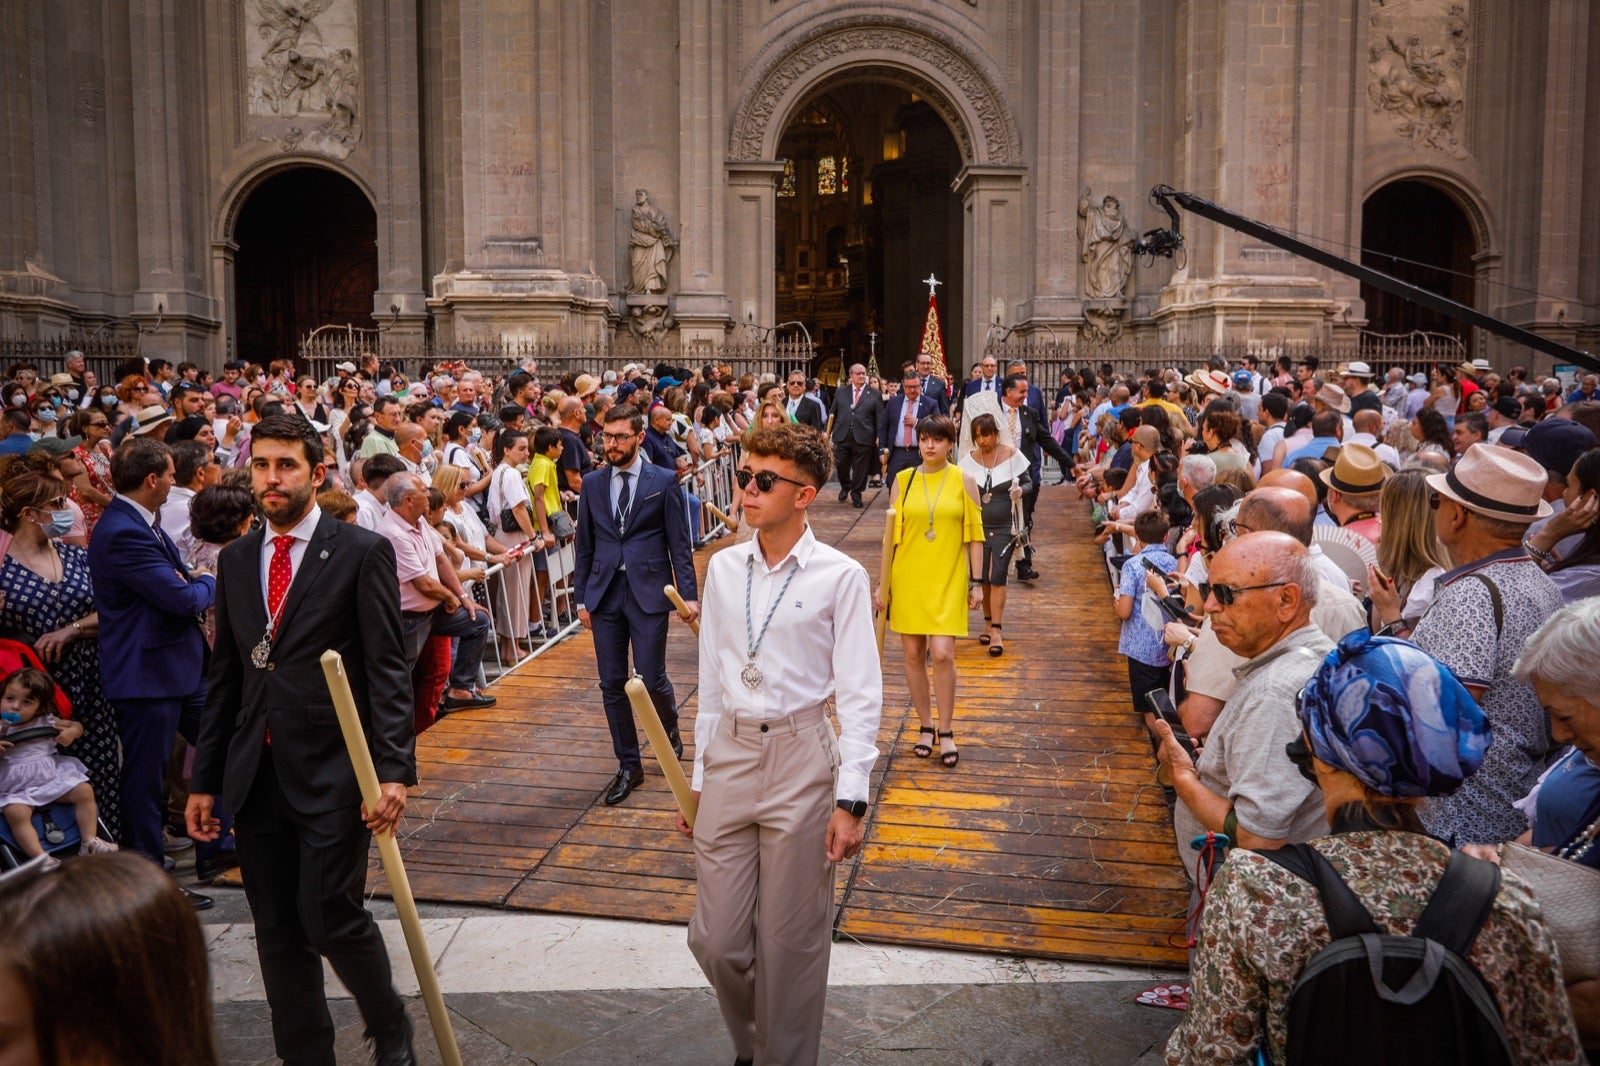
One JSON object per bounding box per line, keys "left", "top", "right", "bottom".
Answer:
{"left": 1298, "top": 629, "right": 1491, "bottom": 798}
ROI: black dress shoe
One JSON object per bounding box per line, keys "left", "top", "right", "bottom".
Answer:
{"left": 183, "top": 887, "right": 214, "bottom": 911}
{"left": 734, "top": 1058, "right": 754, "bottom": 1066}
{"left": 603, "top": 768, "right": 645, "bottom": 806}
{"left": 369, "top": 1012, "right": 416, "bottom": 1066}
{"left": 667, "top": 727, "right": 684, "bottom": 759}
{"left": 195, "top": 849, "right": 240, "bottom": 885}
{"left": 837, "top": 489, "right": 848, "bottom": 502}
{"left": 1016, "top": 564, "right": 1040, "bottom": 581}
{"left": 442, "top": 692, "right": 497, "bottom": 711}
{"left": 852, "top": 494, "right": 864, "bottom": 508}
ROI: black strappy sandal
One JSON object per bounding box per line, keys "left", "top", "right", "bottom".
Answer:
{"left": 938, "top": 731, "right": 959, "bottom": 768}
{"left": 987, "top": 624, "right": 1004, "bottom": 657}
{"left": 913, "top": 726, "right": 935, "bottom": 758}
{"left": 978, "top": 614, "right": 992, "bottom": 644}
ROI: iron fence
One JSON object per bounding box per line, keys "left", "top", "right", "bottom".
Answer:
{"left": 0, "top": 335, "right": 146, "bottom": 391}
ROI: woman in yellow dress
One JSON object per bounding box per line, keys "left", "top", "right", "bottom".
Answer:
{"left": 874, "top": 413, "right": 984, "bottom": 767}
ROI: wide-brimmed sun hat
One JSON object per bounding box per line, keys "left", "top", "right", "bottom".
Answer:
{"left": 1314, "top": 382, "right": 1351, "bottom": 414}
{"left": 1425, "top": 442, "right": 1553, "bottom": 523}
{"left": 1319, "top": 443, "right": 1389, "bottom": 494}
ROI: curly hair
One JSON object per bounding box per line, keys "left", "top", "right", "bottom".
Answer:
{"left": 741, "top": 424, "right": 833, "bottom": 488}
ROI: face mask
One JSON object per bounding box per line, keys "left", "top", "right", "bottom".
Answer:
{"left": 469, "top": 428, "right": 482, "bottom": 444}
{"left": 8, "top": 395, "right": 23, "bottom": 407}
{"left": 38, "top": 508, "right": 73, "bottom": 539}
{"left": 101, "top": 396, "right": 119, "bottom": 409}
{"left": 1, "top": 710, "right": 21, "bottom": 725}
{"left": 421, "top": 440, "right": 434, "bottom": 459}
{"left": 38, "top": 410, "right": 56, "bottom": 424}
{"left": 65, "top": 389, "right": 79, "bottom": 402}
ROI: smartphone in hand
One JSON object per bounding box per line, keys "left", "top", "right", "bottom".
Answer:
{"left": 1145, "top": 689, "right": 1198, "bottom": 761}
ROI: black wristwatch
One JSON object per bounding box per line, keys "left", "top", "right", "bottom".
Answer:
{"left": 836, "top": 799, "right": 868, "bottom": 818}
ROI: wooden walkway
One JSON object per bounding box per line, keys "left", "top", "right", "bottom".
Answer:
{"left": 372, "top": 483, "right": 1190, "bottom": 967}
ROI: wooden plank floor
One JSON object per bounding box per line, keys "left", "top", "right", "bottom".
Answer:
{"left": 364, "top": 481, "right": 1190, "bottom": 967}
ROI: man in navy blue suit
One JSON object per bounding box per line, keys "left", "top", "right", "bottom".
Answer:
{"left": 88, "top": 435, "right": 218, "bottom": 899}
{"left": 878, "top": 363, "right": 938, "bottom": 485}
{"left": 914, "top": 352, "right": 951, "bottom": 415}
{"left": 575, "top": 403, "right": 699, "bottom": 806}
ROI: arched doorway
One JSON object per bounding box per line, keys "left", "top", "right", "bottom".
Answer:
{"left": 232, "top": 167, "right": 377, "bottom": 366}
{"left": 775, "top": 85, "right": 962, "bottom": 380}
{"left": 1360, "top": 180, "right": 1477, "bottom": 352}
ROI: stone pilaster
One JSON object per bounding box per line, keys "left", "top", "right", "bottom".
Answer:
{"left": 673, "top": 0, "right": 730, "bottom": 342}
{"left": 954, "top": 165, "right": 1026, "bottom": 367}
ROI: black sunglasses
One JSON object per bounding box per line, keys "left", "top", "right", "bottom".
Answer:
{"left": 1284, "top": 732, "right": 1318, "bottom": 785}
{"left": 1207, "top": 580, "right": 1287, "bottom": 607}
{"left": 736, "top": 468, "right": 809, "bottom": 493}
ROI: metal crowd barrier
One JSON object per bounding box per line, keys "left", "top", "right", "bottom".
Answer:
{"left": 690, "top": 449, "right": 737, "bottom": 542}
{"left": 475, "top": 529, "right": 582, "bottom": 683}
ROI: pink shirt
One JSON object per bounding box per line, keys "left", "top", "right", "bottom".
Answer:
{"left": 378, "top": 509, "right": 441, "bottom": 612}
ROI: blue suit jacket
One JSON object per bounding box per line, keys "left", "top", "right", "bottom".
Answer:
{"left": 878, "top": 393, "right": 938, "bottom": 451}
{"left": 574, "top": 461, "right": 697, "bottom": 615}
{"left": 87, "top": 496, "right": 216, "bottom": 701}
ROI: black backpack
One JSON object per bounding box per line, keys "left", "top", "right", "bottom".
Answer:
{"left": 1254, "top": 842, "right": 1514, "bottom": 1066}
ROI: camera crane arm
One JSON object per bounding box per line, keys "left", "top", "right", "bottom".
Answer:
{"left": 1132, "top": 184, "right": 1598, "bottom": 372}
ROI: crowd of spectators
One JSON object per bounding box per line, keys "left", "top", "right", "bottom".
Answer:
{"left": 1067, "top": 352, "right": 1600, "bottom": 1060}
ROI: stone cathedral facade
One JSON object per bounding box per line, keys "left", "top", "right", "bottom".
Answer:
{"left": 2, "top": 1, "right": 1597, "bottom": 374}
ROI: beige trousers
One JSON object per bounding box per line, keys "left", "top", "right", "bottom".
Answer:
{"left": 687, "top": 704, "right": 840, "bottom": 1066}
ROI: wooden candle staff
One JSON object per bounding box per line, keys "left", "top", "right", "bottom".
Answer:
{"left": 320, "top": 650, "right": 462, "bottom": 1066}
{"left": 625, "top": 676, "right": 699, "bottom": 828}
{"left": 664, "top": 584, "right": 699, "bottom": 636}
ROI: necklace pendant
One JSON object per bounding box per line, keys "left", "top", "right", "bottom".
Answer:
{"left": 924, "top": 527, "right": 937, "bottom": 542}
{"left": 981, "top": 491, "right": 993, "bottom": 505}
{"left": 740, "top": 660, "right": 763, "bottom": 690}
{"left": 250, "top": 639, "right": 272, "bottom": 670}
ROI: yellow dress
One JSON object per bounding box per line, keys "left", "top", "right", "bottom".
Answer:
{"left": 887, "top": 464, "right": 984, "bottom": 636}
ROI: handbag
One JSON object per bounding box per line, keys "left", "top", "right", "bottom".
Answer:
{"left": 496, "top": 469, "right": 520, "bottom": 537}
{"left": 549, "top": 509, "right": 576, "bottom": 540}
{"left": 1499, "top": 840, "right": 1600, "bottom": 982}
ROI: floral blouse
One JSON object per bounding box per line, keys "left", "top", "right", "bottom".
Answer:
{"left": 1165, "top": 831, "right": 1583, "bottom": 1065}
{"left": 70, "top": 443, "right": 112, "bottom": 532}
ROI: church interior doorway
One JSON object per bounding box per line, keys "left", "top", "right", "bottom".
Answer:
{"left": 1360, "top": 180, "right": 1477, "bottom": 353}
{"left": 774, "top": 84, "right": 963, "bottom": 381}
{"left": 232, "top": 167, "right": 378, "bottom": 368}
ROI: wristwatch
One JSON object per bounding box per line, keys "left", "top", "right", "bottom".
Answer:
{"left": 836, "top": 799, "right": 868, "bottom": 818}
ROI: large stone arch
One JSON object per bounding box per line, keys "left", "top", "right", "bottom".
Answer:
{"left": 1362, "top": 165, "right": 1497, "bottom": 260}
{"left": 729, "top": 16, "right": 1021, "bottom": 166}
{"left": 214, "top": 155, "right": 377, "bottom": 245}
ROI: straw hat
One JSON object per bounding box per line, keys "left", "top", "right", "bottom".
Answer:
{"left": 1339, "top": 361, "right": 1374, "bottom": 380}
{"left": 573, "top": 373, "right": 600, "bottom": 398}
{"left": 1425, "top": 443, "right": 1552, "bottom": 523}
{"left": 130, "top": 406, "right": 174, "bottom": 436}
{"left": 1319, "top": 443, "right": 1389, "bottom": 495}
{"left": 1313, "top": 382, "right": 1351, "bottom": 414}
{"left": 1188, "top": 369, "right": 1230, "bottom": 395}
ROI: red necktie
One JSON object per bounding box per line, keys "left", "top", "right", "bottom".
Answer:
{"left": 853, "top": 386, "right": 861, "bottom": 406}
{"left": 267, "top": 536, "right": 294, "bottom": 631}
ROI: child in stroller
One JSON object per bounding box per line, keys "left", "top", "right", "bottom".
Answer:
{"left": 0, "top": 667, "right": 116, "bottom": 866}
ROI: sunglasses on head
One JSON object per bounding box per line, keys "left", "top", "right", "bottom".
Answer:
{"left": 736, "top": 468, "right": 808, "bottom": 493}
{"left": 1284, "top": 730, "right": 1318, "bottom": 784}
{"left": 1207, "top": 580, "right": 1287, "bottom": 606}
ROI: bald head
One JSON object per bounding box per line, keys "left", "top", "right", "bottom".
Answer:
{"left": 395, "top": 422, "right": 426, "bottom": 447}
{"left": 559, "top": 396, "right": 584, "bottom": 423}
{"left": 1131, "top": 426, "right": 1160, "bottom": 453}
{"left": 1353, "top": 409, "right": 1383, "bottom": 436}
{"left": 1257, "top": 468, "right": 1319, "bottom": 512}
{"left": 1238, "top": 486, "right": 1314, "bottom": 546}
{"left": 1205, "top": 531, "right": 1319, "bottom": 658}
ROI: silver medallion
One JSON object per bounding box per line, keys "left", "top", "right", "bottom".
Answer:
{"left": 924, "top": 527, "right": 936, "bottom": 542}
{"left": 251, "top": 639, "right": 272, "bottom": 669}
{"left": 740, "top": 660, "right": 763, "bottom": 690}
{"left": 981, "top": 491, "right": 993, "bottom": 505}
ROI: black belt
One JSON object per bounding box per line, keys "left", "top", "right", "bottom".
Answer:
{"left": 401, "top": 608, "right": 436, "bottom": 618}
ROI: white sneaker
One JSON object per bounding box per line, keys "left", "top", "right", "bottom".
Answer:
{"left": 81, "top": 837, "right": 119, "bottom": 855}
{"left": 163, "top": 828, "right": 194, "bottom": 853}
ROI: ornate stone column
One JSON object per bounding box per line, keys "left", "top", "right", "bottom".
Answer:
{"left": 673, "top": 0, "right": 730, "bottom": 343}
{"left": 724, "top": 161, "right": 786, "bottom": 334}
{"left": 366, "top": 0, "right": 429, "bottom": 341}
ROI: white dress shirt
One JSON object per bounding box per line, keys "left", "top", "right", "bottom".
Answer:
{"left": 159, "top": 486, "right": 197, "bottom": 563}
{"left": 693, "top": 524, "right": 882, "bottom": 803}
{"left": 260, "top": 505, "right": 323, "bottom": 608}
{"left": 354, "top": 489, "right": 385, "bottom": 531}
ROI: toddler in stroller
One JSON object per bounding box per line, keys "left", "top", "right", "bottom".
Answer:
{"left": 0, "top": 667, "right": 115, "bottom": 867}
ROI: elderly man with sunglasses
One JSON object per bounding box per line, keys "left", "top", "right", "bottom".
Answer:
{"left": 1152, "top": 531, "right": 1333, "bottom": 891}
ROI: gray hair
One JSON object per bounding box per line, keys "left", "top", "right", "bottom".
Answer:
{"left": 383, "top": 472, "right": 426, "bottom": 508}
{"left": 1268, "top": 546, "right": 1322, "bottom": 607}
{"left": 1179, "top": 454, "right": 1217, "bottom": 492}
{"left": 1404, "top": 445, "right": 1451, "bottom": 473}
{"left": 1513, "top": 598, "right": 1600, "bottom": 697}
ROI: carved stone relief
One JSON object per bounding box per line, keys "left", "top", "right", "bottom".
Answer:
{"left": 246, "top": 0, "right": 361, "bottom": 159}
{"left": 625, "top": 296, "right": 675, "bottom": 346}
{"left": 731, "top": 18, "right": 1020, "bottom": 164}
{"left": 1368, "top": 0, "right": 1468, "bottom": 159}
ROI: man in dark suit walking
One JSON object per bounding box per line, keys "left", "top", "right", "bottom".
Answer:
{"left": 914, "top": 352, "right": 951, "bottom": 415}
{"left": 575, "top": 403, "right": 699, "bottom": 806}
{"left": 959, "top": 354, "right": 1002, "bottom": 410}
{"left": 187, "top": 414, "right": 419, "bottom": 1065}
{"left": 828, "top": 363, "right": 883, "bottom": 507}
{"left": 999, "top": 373, "right": 1072, "bottom": 580}
{"left": 782, "top": 369, "right": 826, "bottom": 430}
{"left": 878, "top": 363, "right": 938, "bottom": 485}
{"left": 88, "top": 436, "right": 218, "bottom": 899}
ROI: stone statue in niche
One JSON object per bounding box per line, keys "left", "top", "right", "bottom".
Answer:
{"left": 1368, "top": 0, "right": 1468, "bottom": 159}
{"left": 1077, "top": 188, "right": 1133, "bottom": 301}
{"left": 627, "top": 190, "right": 678, "bottom": 295}
{"left": 248, "top": 0, "right": 361, "bottom": 159}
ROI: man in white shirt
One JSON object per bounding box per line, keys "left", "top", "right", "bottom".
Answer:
{"left": 1345, "top": 408, "right": 1402, "bottom": 469}
{"left": 681, "top": 423, "right": 882, "bottom": 1066}
{"left": 161, "top": 440, "right": 220, "bottom": 563}
{"left": 352, "top": 454, "right": 406, "bottom": 531}
{"left": 1255, "top": 392, "right": 1289, "bottom": 474}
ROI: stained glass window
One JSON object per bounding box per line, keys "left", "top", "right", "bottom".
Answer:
{"left": 816, "top": 155, "right": 837, "bottom": 196}
{"left": 840, "top": 157, "right": 849, "bottom": 194}
{"left": 778, "top": 159, "right": 796, "bottom": 198}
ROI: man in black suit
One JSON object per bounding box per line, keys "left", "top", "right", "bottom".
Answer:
{"left": 782, "top": 369, "right": 826, "bottom": 430}
{"left": 575, "top": 403, "right": 700, "bottom": 806}
{"left": 915, "top": 352, "right": 951, "bottom": 415}
{"left": 878, "top": 363, "right": 938, "bottom": 485}
{"left": 998, "top": 373, "right": 1072, "bottom": 581}
{"left": 828, "top": 363, "right": 883, "bottom": 507}
{"left": 187, "top": 415, "right": 418, "bottom": 1066}
{"left": 959, "top": 354, "right": 1002, "bottom": 409}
